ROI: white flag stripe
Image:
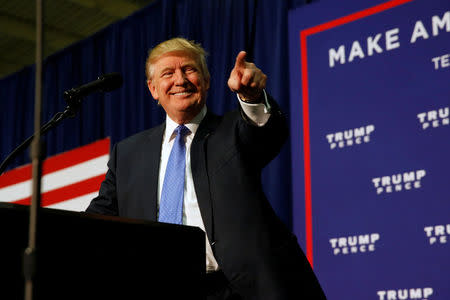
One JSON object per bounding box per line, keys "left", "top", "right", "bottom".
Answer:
{"left": 0, "top": 155, "right": 108, "bottom": 203}
{"left": 46, "top": 191, "right": 98, "bottom": 211}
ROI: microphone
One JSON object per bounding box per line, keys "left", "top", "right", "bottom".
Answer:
{"left": 63, "top": 72, "right": 123, "bottom": 105}
{"left": 0, "top": 73, "right": 123, "bottom": 175}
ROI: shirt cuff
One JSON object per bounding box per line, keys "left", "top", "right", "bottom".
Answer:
{"left": 237, "top": 90, "right": 271, "bottom": 127}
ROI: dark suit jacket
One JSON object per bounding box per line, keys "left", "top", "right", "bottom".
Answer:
{"left": 86, "top": 97, "right": 326, "bottom": 299}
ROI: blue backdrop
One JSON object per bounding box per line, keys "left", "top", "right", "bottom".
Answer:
{"left": 289, "top": 0, "right": 449, "bottom": 299}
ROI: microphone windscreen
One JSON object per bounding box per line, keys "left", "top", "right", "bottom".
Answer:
{"left": 98, "top": 72, "right": 123, "bottom": 92}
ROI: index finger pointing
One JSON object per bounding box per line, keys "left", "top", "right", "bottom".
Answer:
{"left": 234, "top": 51, "right": 247, "bottom": 69}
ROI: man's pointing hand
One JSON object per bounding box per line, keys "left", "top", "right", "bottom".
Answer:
{"left": 227, "top": 51, "right": 267, "bottom": 103}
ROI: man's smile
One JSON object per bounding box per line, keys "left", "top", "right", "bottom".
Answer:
{"left": 171, "top": 91, "right": 192, "bottom": 96}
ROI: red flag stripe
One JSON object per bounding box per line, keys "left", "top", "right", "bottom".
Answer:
{"left": 0, "top": 138, "right": 110, "bottom": 188}
{"left": 12, "top": 173, "right": 105, "bottom": 207}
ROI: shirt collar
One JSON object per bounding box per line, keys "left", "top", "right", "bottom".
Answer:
{"left": 164, "top": 106, "right": 207, "bottom": 144}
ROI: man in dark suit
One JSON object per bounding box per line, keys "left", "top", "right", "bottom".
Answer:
{"left": 86, "top": 38, "right": 325, "bottom": 300}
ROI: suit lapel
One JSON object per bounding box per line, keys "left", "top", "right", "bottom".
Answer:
{"left": 191, "top": 111, "right": 220, "bottom": 246}
{"left": 146, "top": 113, "right": 219, "bottom": 242}
{"left": 142, "top": 123, "right": 165, "bottom": 221}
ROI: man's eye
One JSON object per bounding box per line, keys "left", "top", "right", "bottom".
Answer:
{"left": 185, "top": 67, "right": 196, "bottom": 73}
{"left": 162, "top": 72, "right": 173, "bottom": 77}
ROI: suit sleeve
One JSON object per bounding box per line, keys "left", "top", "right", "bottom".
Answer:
{"left": 237, "top": 93, "right": 288, "bottom": 168}
{"left": 85, "top": 144, "right": 119, "bottom": 216}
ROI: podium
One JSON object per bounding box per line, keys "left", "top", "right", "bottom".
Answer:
{"left": 0, "top": 202, "right": 205, "bottom": 299}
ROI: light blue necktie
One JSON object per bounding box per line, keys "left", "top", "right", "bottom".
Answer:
{"left": 158, "top": 125, "right": 190, "bottom": 224}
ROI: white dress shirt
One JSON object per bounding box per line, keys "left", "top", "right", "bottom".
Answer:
{"left": 157, "top": 91, "right": 271, "bottom": 272}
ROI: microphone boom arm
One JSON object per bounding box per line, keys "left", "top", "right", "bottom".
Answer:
{"left": 0, "top": 72, "right": 122, "bottom": 175}
{"left": 0, "top": 104, "right": 77, "bottom": 175}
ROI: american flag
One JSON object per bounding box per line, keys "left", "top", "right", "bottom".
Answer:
{"left": 0, "top": 138, "right": 110, "bottom": 211}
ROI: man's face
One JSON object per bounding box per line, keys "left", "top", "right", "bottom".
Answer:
{"left": 147, "top": 51, "right": 209, "bottom": 123}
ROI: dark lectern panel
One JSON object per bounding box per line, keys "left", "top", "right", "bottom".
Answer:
{"left": 0, "top": 203, "right": 205, "bottom": 300}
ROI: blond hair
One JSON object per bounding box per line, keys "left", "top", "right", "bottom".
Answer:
{"left": 145, "top": 37, "right": 209, "bottom": 81}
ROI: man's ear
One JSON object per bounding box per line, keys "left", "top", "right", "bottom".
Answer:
{"left": 147, "top": 79, "right": 159, "bottom": 100}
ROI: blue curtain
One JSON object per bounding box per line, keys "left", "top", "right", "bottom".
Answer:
{"left": 0, "top": 0, "right": 300, "bottom": 229}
